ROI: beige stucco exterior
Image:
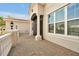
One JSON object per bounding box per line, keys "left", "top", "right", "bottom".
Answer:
{"left": 4, "top": 18, "right": 30, "bottom": 34}
{"left": 29, "top": 3, "right": 79, "bottom": 53}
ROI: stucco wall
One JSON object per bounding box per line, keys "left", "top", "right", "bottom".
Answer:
{"left": 30, "top": 3, "right": 79, "bottom": 53}
{"left": 14, "top": 21, "right": 30, "bottom": 34}
{"left": 30, "top": 3, "right": 38, "bottom": 16}
{"left": 5, "top": 20, "right": 30, "bottom": 34}
{"left": 43, "top": 3, "right": 79, "bottom": 53}
{"left": 38, "top": 4, "right": 44, "bottom": 15}
{"left": 0, "top": 33, "right": 12, "bottom": 56}
{"left": 30, "top": 4, "right": 44, "bottom": 16}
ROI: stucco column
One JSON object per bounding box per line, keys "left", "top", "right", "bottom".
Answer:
{"left": 35, "top": 15, "right": 42, "bottom": 40}
{"left": 29, "top": 19, "right": 33, "bottom": 36}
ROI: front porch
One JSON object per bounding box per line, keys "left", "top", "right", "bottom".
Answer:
{"left": 8, "top": 33, "right": 79, "bottom": 56}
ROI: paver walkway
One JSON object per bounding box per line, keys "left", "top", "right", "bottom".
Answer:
{"left": 8, "top": 33, "right": 79, "bottom": 56}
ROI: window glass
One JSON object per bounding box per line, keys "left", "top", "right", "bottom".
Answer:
{"left": 67, "top": 3, "right": 79, "bottom": 36}
{"left": 76, "top": 3, "right": 79, "bottom": 18}
{"left": 49, "top": 24, "right": 54, "bottom": 33}
{"left": 48, "top": 13, "right": 54, "bottom": 24}
{"left": 67, "top": 4, "right": 75, "bottom": 20}
{"left": 55, "top": 8, "right": 65, "bottom": 34}
{"left": 48, "top": 13, "right": 54, "bottom": 33}
{"left": 67, "top": 3, "right": 79, "bottom": 20}
{"left": 56, "top": 22, "right": 64, "bottom": 34}
{"left": 68, "top": 19, "right": 79, "bottom": 36}
{"left": 55, "top": 8, "right": 64, "bottom": 23}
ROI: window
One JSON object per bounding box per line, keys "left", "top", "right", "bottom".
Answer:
{"left": 48, "top": 13, "right": 54, "bottom": 33}
{"left": 55, "top": 8, "right": 65, "bottom": 34}
{"left": 76, "top": 4, "right": 79, "bottom": 18}
{"left": 67, "top": 3, "right": 79, "bottom": 36}
{"left": 49, "top": 24, "right": 54, "bottom": 33}
{"left": 48, "top": 3, "right": 79, "bottom": 36}
{"left": 67, "top": 3, "right": 79, "bottom": 20}
{"left": 67, "top": 4, "right": 75, "bottom": 19}
{"left": 68, "top": 19, "right": 79, "bottom": 36}
{"left": 56, "top": 22, "right": 64, "bottom": 34}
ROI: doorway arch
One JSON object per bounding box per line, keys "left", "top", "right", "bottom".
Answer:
{"left": 31, "top": 13, "right": 37, "bottom": 36}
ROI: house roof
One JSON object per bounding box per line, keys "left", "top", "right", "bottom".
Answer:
{"left": 4, "top": 18, "right": 30, "bottom": 23}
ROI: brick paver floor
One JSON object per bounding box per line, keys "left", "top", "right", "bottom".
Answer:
{"left": 8, "top": 33, "right": 79, "bottom": 56}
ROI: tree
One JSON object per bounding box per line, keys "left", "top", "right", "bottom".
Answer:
{"left": 0, "top": 16, "right": 5, "bottom": 35}
{"left": 0, "top": 16, "right": 5, "bottom": 26}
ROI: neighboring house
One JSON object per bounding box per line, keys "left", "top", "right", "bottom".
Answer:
{"left": 4, "top": 18, "right": 30, "bottom": 34}
{"left": 29, "top": 3, "right": 79, "bottom": 53}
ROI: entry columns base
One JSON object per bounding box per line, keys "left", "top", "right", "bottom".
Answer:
{"left": 35, "top": 35, "right": 42, "bottom": 40}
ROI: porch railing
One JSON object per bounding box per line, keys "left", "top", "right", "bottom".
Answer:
{"left": 0, "top": 29, "right": 19, "bottom": 56}
{"left": 0, "top": 33, "right": 12, "bottom": 56}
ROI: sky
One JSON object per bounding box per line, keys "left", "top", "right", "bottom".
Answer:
{"left": 0, "top": 3, "right": 31, "bottom": 19}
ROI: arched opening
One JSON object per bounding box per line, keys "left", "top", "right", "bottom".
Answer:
{"left": 31, "top": 13, "right": 37, "bottom": 36}
{"left": 31, "top": 13, "right": 43, "bottom": 39}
